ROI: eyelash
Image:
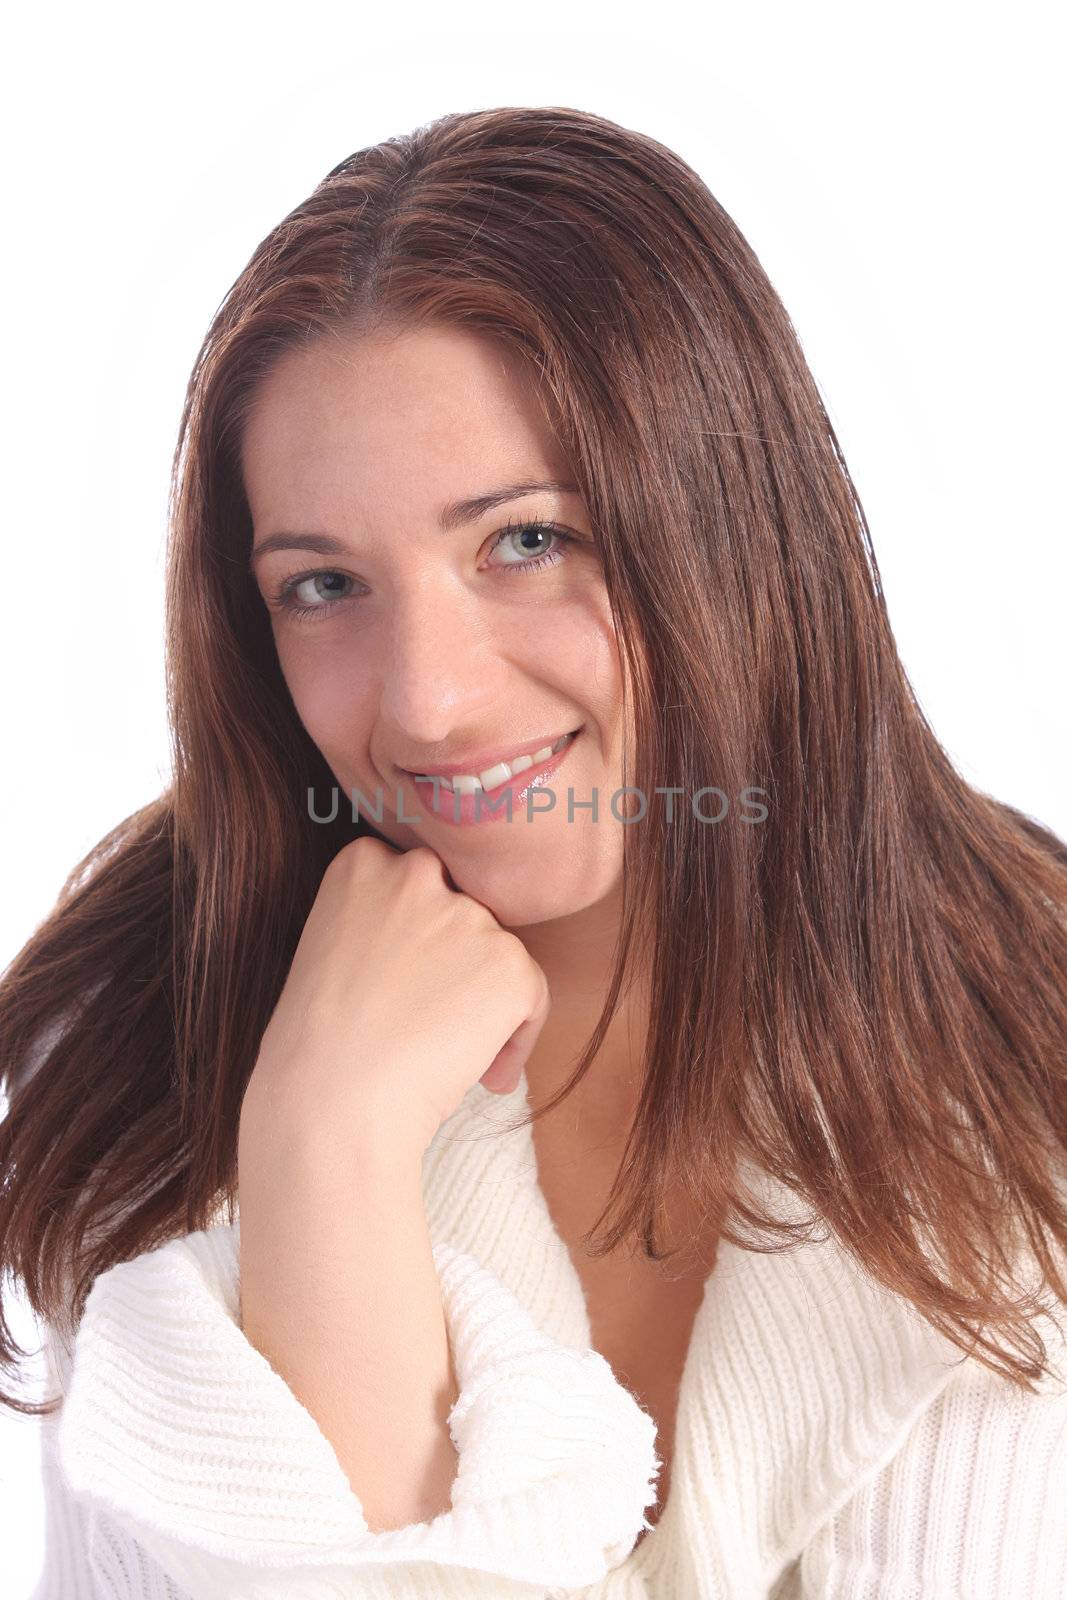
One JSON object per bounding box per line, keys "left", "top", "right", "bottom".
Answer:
{"left": 269, "top": 518, "right": 577, "bottom": 622}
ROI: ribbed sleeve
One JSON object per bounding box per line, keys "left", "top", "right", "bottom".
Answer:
{"left": 31, "top": 1415, "right": 189, "bottom": 1599}
{"left": 53, "top": 1220, "right": 661, "bottom": 1600}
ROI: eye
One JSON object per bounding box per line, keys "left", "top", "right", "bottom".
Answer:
{"left": 271, "top": 570, "right": 357, "bottom": 622}
{"left": 266, "top": 517, "right": 580, "bottom": 623}
{"left": 487, "top": 517, "right": 576, "bottom": 574}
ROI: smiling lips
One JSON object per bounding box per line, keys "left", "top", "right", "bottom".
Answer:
{"left": 410, "top": 730, "right": 577, "bottom": 795}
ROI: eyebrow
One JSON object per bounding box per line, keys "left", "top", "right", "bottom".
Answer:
{"left": 248, "top": 478, "right": 579, "bottom": 567}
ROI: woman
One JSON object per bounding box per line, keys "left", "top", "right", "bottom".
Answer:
{"left": 1, "top": 104, "right": 1065, "bottom": 1599}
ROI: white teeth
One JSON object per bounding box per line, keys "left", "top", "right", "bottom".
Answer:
{"left": 416, "top": 731, "right": 575, "bottom": 794}
{"left": 476, "top": 760, "right": 513, "bottom": 792}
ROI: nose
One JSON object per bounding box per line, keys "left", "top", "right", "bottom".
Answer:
{"left": 377, "top": 576, "right": 502, "bottom": 745}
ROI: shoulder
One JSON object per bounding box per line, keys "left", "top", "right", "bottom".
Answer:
{"left": 792, "top": 1357, "right": 1067, "bottom": 1596}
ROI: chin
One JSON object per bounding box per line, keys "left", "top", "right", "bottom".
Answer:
{"left": 443, "top": 851, "right": 620, "bottom": 929}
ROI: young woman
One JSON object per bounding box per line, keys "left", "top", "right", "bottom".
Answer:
{"left": 1, "top": 105, "right": 1065, "bottom": 1600}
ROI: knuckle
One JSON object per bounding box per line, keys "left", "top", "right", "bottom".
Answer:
{"left": 342, "top": 834, "right": 379, "bottom": 857}
{"left": 500, "top": 928, "right": 535, "bottom": 976}
{"left": 327, "top": 834, "right": 393, "bottom": 883}
{"left": 403, "top": 845, "right": 444, "bottom": 876}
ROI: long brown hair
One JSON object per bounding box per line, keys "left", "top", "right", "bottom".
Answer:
{"left": 2, "top": 105, "right": 1065, "bottom": 1418}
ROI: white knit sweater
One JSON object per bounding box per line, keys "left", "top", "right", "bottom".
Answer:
{"left": 28, "top": 1067, "right": 1067, "bottom": 1599}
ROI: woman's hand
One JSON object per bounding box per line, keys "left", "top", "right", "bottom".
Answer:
{"left": 242, "top": 836, "right": 550, "bottom": 1156}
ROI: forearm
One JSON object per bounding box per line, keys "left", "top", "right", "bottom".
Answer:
{"left": 237, "top": 1095, "right": 459, "bottom": 1533}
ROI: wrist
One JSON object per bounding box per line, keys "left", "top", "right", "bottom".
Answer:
{"left": 238, "top": 1077, "right": 431, "bottom": 1181}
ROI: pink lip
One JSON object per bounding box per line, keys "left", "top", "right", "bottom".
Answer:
{"left": 400, "top": 728, "right": 578, "bottom": 780}
{"left": 407, "top": 730, "right": 581, "bottom": 828}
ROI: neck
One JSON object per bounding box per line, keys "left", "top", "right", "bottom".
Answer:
{"left": 514, "top": 882, "right": 731, "bottom": 1267}
{"left": 514, "top": 877, "right": 650, "bottom": 1150}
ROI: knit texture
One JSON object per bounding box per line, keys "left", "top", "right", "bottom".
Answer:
{"left": 29, "top": 1069, "right": 1067, "bottom": 1599}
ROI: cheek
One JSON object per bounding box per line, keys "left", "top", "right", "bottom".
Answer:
{"left": 527, "top": 587, "right": 623, "bottom": 715}
{"left": 275, "top": 636, "right": 370, "bottom": 757}
{"left": 572, "top": 610, "right": 626, "bottom": 732}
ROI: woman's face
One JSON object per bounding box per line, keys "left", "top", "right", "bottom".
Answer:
{"left": 242, "top": 320, "right": 630, "bottom": 927}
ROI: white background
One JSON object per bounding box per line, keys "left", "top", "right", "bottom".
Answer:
{"left": 1, "top": 1, "right": 1064, "bottom": 1590}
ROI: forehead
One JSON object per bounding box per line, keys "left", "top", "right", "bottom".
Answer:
{"left": 240, "top": 322, "right": 568, "bottom": 529}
